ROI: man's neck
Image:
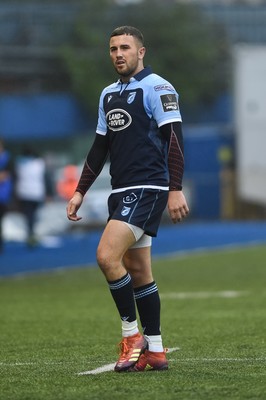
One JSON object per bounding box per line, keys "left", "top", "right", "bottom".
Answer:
{"left": 120, "top": 66, "right": 144, "bottom": 83}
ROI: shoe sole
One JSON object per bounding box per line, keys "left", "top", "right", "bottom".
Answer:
{"left": 128, "top": 363, "right": 168, "bottom": 372}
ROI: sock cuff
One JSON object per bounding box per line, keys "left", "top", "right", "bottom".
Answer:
{"left": 107, "top": 273, "right": 131, "bottom": 290}
{"left": 108, "top": 273, "right": 131, "bottom": 290}
{"left": 134, "top": 281, "right": 158, "bottom": 300}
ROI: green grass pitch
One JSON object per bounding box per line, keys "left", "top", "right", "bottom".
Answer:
{"left": 1, "top": 245, "right": 266, "bottom": 400}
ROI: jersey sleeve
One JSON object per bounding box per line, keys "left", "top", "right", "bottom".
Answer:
{"left": 146, "top": 77, "right": 182, "bottom": 128}
{"left": 165, "top": 122, "right": 184, "bottom": 191}
{"left": 75, "top": 134, "right": 109, "bottom": 196}
{"left": 96, "top": 89, "right": 108, "bottom": 135}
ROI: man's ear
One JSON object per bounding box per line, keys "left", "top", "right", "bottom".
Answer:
{"left": 138, "top": 46, "right": 146, "bottom": 60}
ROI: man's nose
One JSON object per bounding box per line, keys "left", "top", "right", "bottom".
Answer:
{"left": 116, "top": 49, "right": 123, "bottom": 58}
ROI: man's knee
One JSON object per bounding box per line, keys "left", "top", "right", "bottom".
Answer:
{"left": 96, "top": 244, "right": 110, "bottom": 271}
{"left": 96, "top": 243, "right": 121, "bottom": 273}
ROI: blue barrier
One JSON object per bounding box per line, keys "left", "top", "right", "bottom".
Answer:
{"left": 1, "top": 221, "right": 266, "bottom": 277}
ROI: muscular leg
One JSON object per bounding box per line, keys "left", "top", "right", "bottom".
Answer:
{"left": 97, "top": 219, "right": 138, "bottom": 329}
{"left": 97, "top": 220, "right": 163, "bottom": 351}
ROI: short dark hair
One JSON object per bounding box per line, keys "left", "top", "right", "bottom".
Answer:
{"left": 110, "top": 26, "right": 144, "bottom": 46}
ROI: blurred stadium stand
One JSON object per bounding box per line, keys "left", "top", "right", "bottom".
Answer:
{"left": 1, "top": 2, "right": 266, "bottom": 86}
{"left": 202, "top": 3, "right": 266, "bottom": 44}
{"left": 0, "top": 3, "right": 80, "bottom": 79}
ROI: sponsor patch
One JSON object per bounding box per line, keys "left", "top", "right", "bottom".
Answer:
{"left": 106, "top": 108, "right": 132, "bottom": 131}
{"left": 154, "top": 84, "right": 174, "bottom": 92}
{"left": 160, "top": 94, "right": 179, "bottom": 112}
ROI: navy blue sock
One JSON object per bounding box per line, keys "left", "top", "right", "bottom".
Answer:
{"left": 134, "top": 281, "right": 161, "bottom": 335}
{"left": 108, "top": 273, "right": 136, "bottom": 322}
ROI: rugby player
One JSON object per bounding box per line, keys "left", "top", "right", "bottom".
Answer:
{"left": 67, "top": 26, "right": 189, "bottom": 372}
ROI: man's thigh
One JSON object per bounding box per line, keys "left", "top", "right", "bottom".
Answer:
{"left": 97, "top": 219, "right": 136, "bottom": 262}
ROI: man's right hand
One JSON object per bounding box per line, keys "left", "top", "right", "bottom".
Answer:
{"left": 66, "top": 192, "right": 83, "bottom": 221}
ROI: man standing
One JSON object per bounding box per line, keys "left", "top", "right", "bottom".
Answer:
{"left": 67, "top": 26, "right": 189, "bottom": 372}
{"left": 0, "top": 138, "right": 13, "bottom": 253}
{"left": 15, "top": 148, "right": 47, "bottom": 247}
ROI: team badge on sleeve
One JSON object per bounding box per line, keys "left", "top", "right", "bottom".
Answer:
{"left": 160, "top": 94, "right": 179, "bottom": 112}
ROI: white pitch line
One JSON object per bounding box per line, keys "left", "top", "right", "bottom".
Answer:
{"left": 179, "top": 357, "right": 266, "bottom": 362}
{"left": 78, "top": 362, "right": 116, "bottom": 375}
{"left": 160, "top": 290, "right": 249, "bottom": 300}
{"left": 77, "top": 347, "right": 180, "bottom": 375}
{"left": 1, "top": 353, "right": 264, "bottom": 370}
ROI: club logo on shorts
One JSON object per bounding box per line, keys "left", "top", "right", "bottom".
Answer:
{"left": 106, "top": 108, "right": 132, "bottom": 131}
{"left": 123, "top": 192, "right": 138, "bottom": 204}
{"left": 121, "top": 206, "right": 131, "bottom": 216}
{"left": 160, "top": 94, "right": 179, "bottom": 112}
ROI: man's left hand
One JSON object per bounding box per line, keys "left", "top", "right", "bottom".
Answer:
{"left": 168, "top": 190, "right": 189, "bottom": 223}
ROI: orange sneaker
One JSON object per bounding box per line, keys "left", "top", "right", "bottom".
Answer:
{"left": 129, "top": 349, "right": 168, "bottom": 371}
{"left": 114, "top": 332, "right": 147, "bottom": 372}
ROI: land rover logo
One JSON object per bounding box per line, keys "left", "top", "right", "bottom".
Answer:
{"left": 106, "top": 108, "right": 132, "bottom": 131}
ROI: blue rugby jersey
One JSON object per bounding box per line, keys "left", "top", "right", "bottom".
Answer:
{"left": 96, "top": 66, "right": 182, "bottom": 191}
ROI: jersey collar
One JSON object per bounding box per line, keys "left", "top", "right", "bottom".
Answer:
{"left": 133, "top": 66, "right": 153, "bottom": 81}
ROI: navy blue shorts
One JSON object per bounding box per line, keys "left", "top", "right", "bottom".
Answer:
{"left": 107, "top": 188, "right": 168, "bottom": 237}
